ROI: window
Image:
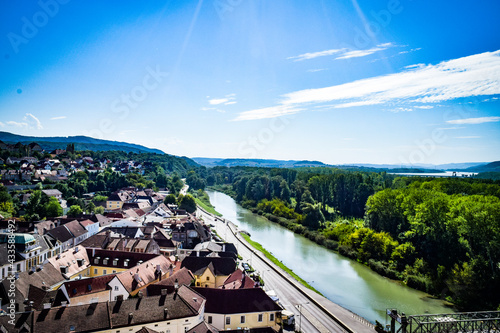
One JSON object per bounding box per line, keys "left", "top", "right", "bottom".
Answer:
{"left": 258, "top": 314, "right": 263, "bottom": 322}
{"left": 226, "top": 317, "right": 231, "bottom": 325}
{"left": 208, "top": 316, "right": 212, "bottom": 324}
{"left": 240, "top": 316, "right": 245, "bottom": 324}
{"left": 94, "top": 268, "right": 98, "bottom": 275}
{"left": 113, "top": 270, "right": 116, "bottom": 273}
{"left": 206, "top": 276, "right": 210, "bottom": 281}
{"left": 270, "top": 313, "right": 275, "bottom": 322}
{"left": 196, "top": 282, "right": 200, "bottom": 286}
{"left": 114, "top": 286, "right": 119, "bottom": 291}
{"left": 94, "top": 258, "right": 100, "bottom": 264}
{"left": 103, "top": 269, "right": 107, "bottom": 275}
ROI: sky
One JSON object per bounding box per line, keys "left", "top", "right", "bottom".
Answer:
{"left": 1, "top": 0, "right": 499, "bottom": 165}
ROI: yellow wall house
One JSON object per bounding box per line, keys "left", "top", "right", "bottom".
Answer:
{"left": 181, "top": 256, "right": 236, "bottom": 289}
{"left": 193, "top": 287, "right": 282, "bottom": 332}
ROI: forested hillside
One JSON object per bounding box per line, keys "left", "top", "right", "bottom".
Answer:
{"left": 187, "top": 166, "right": 500, "bottom": 311}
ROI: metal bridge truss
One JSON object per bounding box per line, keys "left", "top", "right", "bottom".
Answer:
{"left": 386, "top": 310, "right": 500, "bottom": 333}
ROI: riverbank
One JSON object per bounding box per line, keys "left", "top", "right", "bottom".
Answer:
{"left": 191, "top": 189, "right": 222, "bottom": 216}
{"left": 239, "top": 233, "right": 322, "bottom": 295}
{"left": 206, "top": 189, "right": 456, "bottom": 321}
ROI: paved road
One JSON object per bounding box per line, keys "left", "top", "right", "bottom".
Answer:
{"left": 197, "top": 207, "right": 375, "bottom": 333}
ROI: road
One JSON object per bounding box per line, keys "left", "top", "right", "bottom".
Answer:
{"left": 197, "top": 207, "right": 374, "bottom": 333}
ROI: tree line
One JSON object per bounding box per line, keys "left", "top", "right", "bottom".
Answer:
{"left": 186, "top": 166, "right": 500, "bottom": 311}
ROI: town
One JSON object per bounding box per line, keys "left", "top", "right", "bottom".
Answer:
{"left": 0, "top": 142, "right": 286, "bottom": 333}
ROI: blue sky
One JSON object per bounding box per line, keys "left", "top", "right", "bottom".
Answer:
{"left": 1, "top": 0, "right": 499, "bottom": 165}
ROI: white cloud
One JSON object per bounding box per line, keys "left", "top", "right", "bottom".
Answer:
{"left": 446, "top": 116, "right": 500, "bottom": 125}
{"left": 307, "top": 68, "right": 327, "bottom": 73}
{"left": 0, "top": 122, "right": 4, "bottom": 127}
{"left": 335, "top": 43, "right": 392, "bottom": 60}
{"left": 207, "top": 93, "right": 236, "bottom": 106}
{"left": 232, "top": 106, "right": 301, "bottom": 121}
{"left": 455, "top": 136, "right": 481, "bottom": 139}
{"left": 51, "top": 116, "right": 67, "bottom": 120}
{"left": 288, "top": 43, "right": 395, "bottom": 62}
{"left": 6, "top": 121, "right": 28, "bottom": 128}
{"left": 24, "top": 113, "right": 43, "bottom": 129}
{"left": 234, "top": 50, "right": 500, "bottom": 121}
{"left": 437, "top": 126, "right": 465, "bottom": 130}
{"left": 414, "top": 105, "right": 433, "bottom": 109}
{"left": 287, "top": 49, "right": 346, "bottom": 61}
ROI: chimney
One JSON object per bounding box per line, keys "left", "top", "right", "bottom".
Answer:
{"left": 163, "top": 308, "right": 168, "bottom": 319}
{"left": 196, "top": 251, "right": 199, "bottom": 257}
{"left": 161, "top": 289, "right": 168, "bottom": 296}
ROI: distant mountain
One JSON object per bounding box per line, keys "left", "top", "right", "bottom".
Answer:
{"left": 466, "top": 161, "right": 500, "bottom": 172}
{"left": 0, "top": 131, "right": 165, "bottom": 154}
{"left": 192, "top": 157, "right": 492, "bottom": 173}
{"left": 192, "top": 158, "right": 328, "bottom": 168}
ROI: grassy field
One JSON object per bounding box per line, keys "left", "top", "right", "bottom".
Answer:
{"left": 240, "top": 233, "right": 322, "bottom": 295}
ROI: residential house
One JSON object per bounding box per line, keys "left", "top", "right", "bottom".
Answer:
{"left": 59, "top": 274, "right": 116, "bottom": 305}
{"left": 106, "top": 191, "right": 133, "bottom": 210}
{"left": 181, "top": 256, "right": 236, "bottom": 288}
{"left": 80, "top": 219, "right": 99, "bottom": 237}
{"left": 87, "top": 248, "right": 159, "bottom": 277}
{"left": 108, "top": 254, "right": 177, "bottom": 300}
{"left": 220, "top": 269, "right": 258, "bottom": 289}
{"left": 0, "top": 285, "right": 206, "bottom": 333}
{"left": 193, "top": 287, "right": 282, "bottom": 332}
{"left": 42, "top": 189, "right": 63, "bottom": 200}
{"left": 146, "top": 267, "right": 194, "bottom": 296}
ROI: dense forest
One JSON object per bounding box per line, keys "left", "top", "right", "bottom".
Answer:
{"left": 187, "top": 166, "right": 500, "bottom": 311}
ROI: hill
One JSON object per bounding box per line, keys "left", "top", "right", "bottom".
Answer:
{"left": 0, "top": 131, "right": 164, "bottom": 154}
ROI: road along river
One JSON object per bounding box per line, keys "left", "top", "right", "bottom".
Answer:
{"left": 206, "top": 190, "right": 454, "bottom": 326}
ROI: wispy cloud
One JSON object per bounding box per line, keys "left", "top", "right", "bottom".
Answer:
{"left": 6, "top": 121, "right": 28, "bottom": 128}
{"left": 288, "top": 49, "right": 345, "bottom": 62}
{"left": 232, "top": 106, "right": 301, "bottom": 121}
{"left": 446, "top": 116, "right": 500, "bottom": 125}
{"left": 336, "top": 43, "right": 393, "bottom": 60}
{"left": 234, "top": 50, "right": 500, "bottom": 121}
{"left": 307, "top": 68, "right": 327, "bottom": 73}
{"left": 0, "top": 122, "right": 4, "bottom": 127}
{"left": 24, "top": 113, "right": 43, "bottom": 129}
{"left": 455, "top": 136, "right": 481, "bottom": 139}
{"left": 288, "top": 43, "right": 395, "bottom": 62}
{"left": 51, "top": 116, "right": 67, "bottom": 120}
{"left": 437, "top": 126, "right": 465, "bottom": 130}
{"left": 208, "top": 93, "right": 236, "bottom": 105}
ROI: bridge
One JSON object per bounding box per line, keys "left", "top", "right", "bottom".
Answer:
{"left": 386, "top": 309, "right": 500, "bottom": 333}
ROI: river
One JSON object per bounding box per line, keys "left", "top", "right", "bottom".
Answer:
{"left": 206, "top": 190, "right": 454, "bottom": 325}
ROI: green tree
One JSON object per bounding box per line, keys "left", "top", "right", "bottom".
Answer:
{"left": 45, "top": 197, "right": 63, "bottom": 217}
{"left": 164, "top": 194, "right": 178, "bottom": 205}
{"left": 68, "top": 205, "right": 83, "bottom": 217}
{"left": 178, "top": 194, "right": 197, "bottom": 213}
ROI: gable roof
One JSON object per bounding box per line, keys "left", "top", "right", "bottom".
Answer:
{"left": 63, "top": 220, "right": 87, "bottom": 237}
{"left": 181, "top": 256, "right": 236, "bottom": 276}
{"left": 193, "top": 287, "right": 282, "bottom": 314}
{"left": 62, "top": 274, "right": 115, "bottom": 299}
{"left": 187, "top": 321, "right": 220, "bottom": 333}
{"left": 146, "top": 267, "right": 194, "bottom": 296}
{"left": 115, "top": 255, "right": 175, "bottom": 293}
{"left": 221, "top": 269, "right": 258, "bottom": 289}
{"left": 47, "top": 245, "right": 90, "bottom": 277}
